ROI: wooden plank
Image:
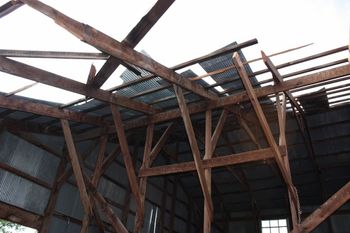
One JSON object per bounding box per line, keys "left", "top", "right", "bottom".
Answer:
{"left": 0, "top": 1, "right": 23, "bottom": 18}
{"left": 20, "top": 0, "right": 218, "bottom": 100}
{"left": 110, "top": 104, "right": 142, "bottom": 211}
{"left": 92, "top": 0, "right": 175, "bottom": 88}
{"left": 232, "top": 53, "right": 299, "bottom": 209}
{"left": 134, "top": 124, "right": 154, "bottom": 233}
{"left": 91, "top": 136, "right": 108, "bottom": 186}
{"left": 0, "top": 56, "right": 155, "bottom": 114}
{"left": 261, "top": 51, "right": 304, "bottom": 114}
{"left": 144, "top": 148, "right": 279, "bottom": 177}
{"left": 204, "top": 110, "right": 212, "bottom": 232}
{"left": 0, "top": 95, "right": 106, "bottom": 126}
{"left": 0, "top": 201, "right": 42, "bottom": 229}
{"left": 291, "top": 181, "right": 350, "bottom": 233}
{"left": 61, "top": 120, "right": 93, "bottom": 218}
{"left": 174, "top": 85, "right": 213, "bottom": 219}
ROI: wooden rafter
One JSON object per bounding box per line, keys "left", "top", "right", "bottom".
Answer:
{"left": 0, "top": 56, "right": 155, "bottom": 114}
{"left": 91, "top": 0, "right": 175, "bottom": 88}
{"left": 20, "top": 0, "right": 218, "bottom": 100}
{"left": 232, "top": 52, "right": 299, "bottom": 208}
{"left": 174, "top": 85, "right": 214, "bottom": 220}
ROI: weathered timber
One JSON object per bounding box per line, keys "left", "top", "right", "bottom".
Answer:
{"left": 92, "top": 0, "right": 175, "bottom": 88}
{"left": 0, "top": 49, "right": 108, "bottom": 59}
{"left": 139, "top": 147, "right": 280, "bottom": 177}
{"left": 76, "top": 64, "right": 350, "bottom": 141}
{"left": 0, "top": 95, "right": 106, "bottom": 126}
{"left": 20, "top": 0, "right": 218, "bottom": 100}
{"left": 204, "top": 110, "right": 213, "bottom": 232}
{"left": 232, "top": 52, "right": 299, "bottom": 209}
{"left": 211, "top": 109, "right": 228, "bottom": 154}
{"left": 110, "top": 104, "right": 142, "bottom": 211}
{"left": 174, "top": 85, "right": 213, "bottom": 219}
{"left": 292, "top": 181, "right": 350, "bottom": 233}
{"left": 0, "top": 1, "right": 23, "bottom": 18}
{"left": 61, "top": 120, "right": 93, "bottom": 218}
{"left": 0, "top": 56, "right": 155, "bottom": 114}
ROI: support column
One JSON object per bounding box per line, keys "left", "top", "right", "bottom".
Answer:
{"left": 203, "top": 110, "right": 212, "bottom": 233}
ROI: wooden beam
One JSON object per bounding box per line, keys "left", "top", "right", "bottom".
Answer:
{"left": 0, "top": 56, "right": 155, "bottom": 114}
{"left": 261, "top": 51, "right": 304, "bottom": 114}
{"left": 0, "top": 201, "right": 42, "bottom": 229}
{"left": 86, "top": 179, "right": 129, "bottom": 233}
{"left": 276, "top": 93, "right": 299, "bottom": 230}
{"left": 77, "top": 64, "right": 350, "bottom": 141}
{"left": 20, "top": 0, "right": 217, "bottom": 100}
{"left": 140, "top": 147, "right": 279, "bottom": 177}
{"left": 134, "top": 124, "right": 154, "bottom": 233}
{"left": 149, "top": 123, "right": 175, "bottom": 163}
{"left": 0, "top": 49, "right": 108, "bottom": 60}
{"left": 0, "top": 1, "right": 23, "bottom": 18}
{"left": 92, "top": 0, "right": 175, "bottom": 88}
{"left": 0, "top": 95, "right": 106, "bottom": 126}
{"left": 292, "top": 181, "right": 350, "bottom": 233}
{"left": 232, "top": 53, "right": 299, "bottom": 210}
{"left": 204, "top": 110, "right": 212, "bottom": 233}
{"left": 110, "top": 104, "right": 142, "bottom": 211}
{"left": 61, "top": 120, "right": 93, "bottom": 220}
{"left": 174, "top": 85, "right": 213, "bottom": 219}
{"left": 210, "top": 109, "right": 228, "bottom": 154}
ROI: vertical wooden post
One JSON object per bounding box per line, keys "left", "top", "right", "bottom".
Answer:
{"left": 61, "top": 119, "right": 93, "bottom": 233}
{"left": 134, "top": 124, "right": 154, "bottom": 233}
{"left": 203, "top": 110, "right": 212, "bottom": 233}
{"left": 159, "top": 177, "right": 168, "bottom": 232}
{"left": 169, "top": 178, "right": 178, "bottom": 233}
{"left": 276, "top": 93, "right": 299, "bottom": 231}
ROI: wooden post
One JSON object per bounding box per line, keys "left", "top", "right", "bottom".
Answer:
{"left": 276, "top": 93, "right": 300, "bottom": 231}
{"left": 134, "top": 124, "right": 154, "bottom": 233}
{"left": 173, "top": 85, "right": 213, "bottom": 220}
{"left": 61, "top": 119, "right": 93, "bottom": 233}
{"left": 203, "top": 110, "right": 212, "bottom": 233}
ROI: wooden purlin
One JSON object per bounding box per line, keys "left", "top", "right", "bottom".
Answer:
{"left": 91, "top": 0, "right": 175, "bottom": 88}
{"left": 0, "top": 1, "right": 23, "bottom": 18}
{"left": 20, "top": 0, "right": 218, "bottom": 100}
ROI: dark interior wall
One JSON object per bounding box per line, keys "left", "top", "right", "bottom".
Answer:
{"left": 0, "top": 130, "right": 199, "bottom": 233}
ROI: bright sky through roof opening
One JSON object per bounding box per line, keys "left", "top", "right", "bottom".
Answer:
{"left": 0, "top": 0, "right": 349, "bottom": 105}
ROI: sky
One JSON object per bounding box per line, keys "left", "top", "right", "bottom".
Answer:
{"left": 0, "top": 0, "right": 349, "bottom": 105}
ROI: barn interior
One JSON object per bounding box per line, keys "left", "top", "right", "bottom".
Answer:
{"left": 0, "top": 1, "right": 350, "bottom": 233}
